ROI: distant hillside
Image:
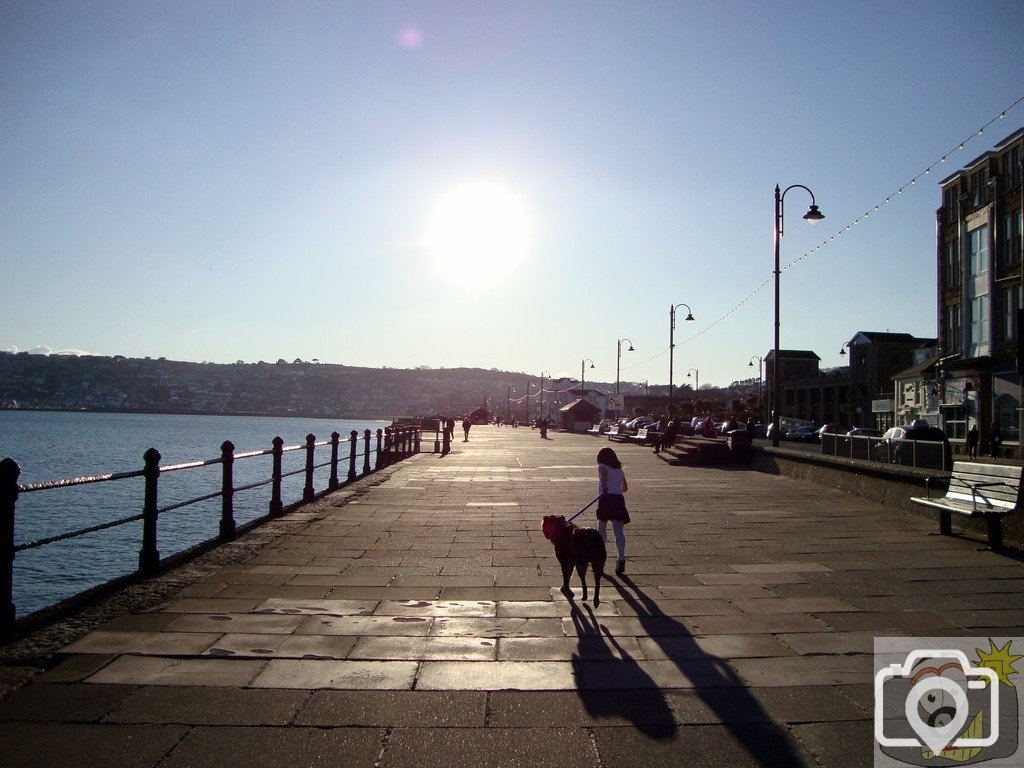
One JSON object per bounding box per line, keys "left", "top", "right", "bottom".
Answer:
{"left": 0, "top": 351, "right": 640, "bottom": 419}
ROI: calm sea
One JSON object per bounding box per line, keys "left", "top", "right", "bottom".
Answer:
{"left": 0, "top": 410, "right": 391, "bottom": 618}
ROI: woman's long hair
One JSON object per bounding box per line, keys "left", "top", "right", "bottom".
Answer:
{"left": 597, "top": 447, "right": 622, "bottom": 469}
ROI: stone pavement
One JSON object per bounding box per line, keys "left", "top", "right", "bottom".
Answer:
{"left": 1, "top": 426, "right": 1023, "bottom": 768}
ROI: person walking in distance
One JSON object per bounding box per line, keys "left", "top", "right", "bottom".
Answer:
{"left": 596, "top": 447, "right": 630, "bottom": 575}
{"left": 966, "top": 422, "right": 979, "bottom": 460}
{"left": 462, "top": 416, "right": 472, "bottom": 442}
{"left": 990, "top": 420, "right": 1002, "bottom": 458}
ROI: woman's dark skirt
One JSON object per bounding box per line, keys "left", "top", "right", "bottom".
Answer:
{"left": 596, "top": 493, "right": 630, "bottom": 524}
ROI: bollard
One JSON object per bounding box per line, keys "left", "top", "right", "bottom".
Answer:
{"left": 303, "top": 434, "right": 316, "bottom": 502}
{"left": 433, "top": 427, "right": 440, "bottom": 454}
{"left": 219, "top": 441, "right": 236, "bottom": 541}
{"left": 138, "top": 448, "right": 161, "bottom": 577}
{"left": 348, "top": 430, "right": 358, "bottom": 482}
{"left": 329, "top": 432, "right": 340, "bottom": 490}
{"left": 363, "top": 430, "right": 372, "bottom": 475}
{"left": 0, "top": 458, "right": 20, "bottom": 641}
{"left": 269, "top": 437, "right": 284, "bottom": 517}
{"left": 376, "top": 429, "right": 383, "bottom": 470}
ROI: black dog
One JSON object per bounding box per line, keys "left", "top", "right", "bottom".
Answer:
{"left": 541, "top": 515, "right": 607, "bottom": 606}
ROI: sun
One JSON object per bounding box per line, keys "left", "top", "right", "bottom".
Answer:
{"left": 425, "top": 183, "right": 529, "bottom": 281}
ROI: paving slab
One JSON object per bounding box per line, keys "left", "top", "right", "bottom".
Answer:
{"left": 3, "top": 427, "right": 1024, "bottom": 768}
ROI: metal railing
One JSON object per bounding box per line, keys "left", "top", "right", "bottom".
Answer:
{"left": 0, "top": 424, "right": 421, "bottom": 640}
{"left": 820, "top": 433, "right": 949, "bottom": 471}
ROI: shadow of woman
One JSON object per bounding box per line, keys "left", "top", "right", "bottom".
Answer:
{"left": 607, "top": 575, "right": 809, "bottom": 766}
{"left": 569, "top": 601, "right": 676, "bottom": 739}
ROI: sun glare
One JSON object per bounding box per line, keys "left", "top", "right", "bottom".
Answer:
{"left": 425, "top": 183, "right": 529, "bottom": 281}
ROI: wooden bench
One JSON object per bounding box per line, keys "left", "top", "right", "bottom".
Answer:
{"left": 607, "top": 426, "right": 632, "bottom": 442}
{"left": 585, "top": 424, "right": 604, "bottom": 435}
{"left": 910, "top": 461, "right": 1022, "bottom": 548}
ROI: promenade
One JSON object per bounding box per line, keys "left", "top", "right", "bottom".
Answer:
{"left": 2, "top": 426, "right": 1023, "bottom": 767}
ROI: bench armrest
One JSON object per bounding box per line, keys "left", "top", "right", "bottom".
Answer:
{"left": 924, "top": 474, "right": 952, "bottom": 500}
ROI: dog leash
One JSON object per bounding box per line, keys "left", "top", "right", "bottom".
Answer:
{"left": 566, "top": 493, "right": 603, "bottom": 523}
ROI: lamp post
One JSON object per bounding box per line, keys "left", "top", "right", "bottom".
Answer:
{"left": 669, "top": 303, "right": 695, "bottom": 410}
{"left": 773, "top": 183, "right": 825, "bottom": 447}
{"left": 615, "top": 339, "right": 634, "bottom": 420}
{"left": 839, "top": 341, "right": 862, "bottom": 428}
{"left": 539, "top": 370, "right": 551, "bottom": 420}
{"left": 580, "top": 359, "right": 595, "bottom": 399}
{"left": 687, "top": 368, "right": 699, "bottom": 417}
{"left": 506, "top": 386, "right": 515, "bottom": 423}
{"left": 748, "top": 356, "right": 764, "bottom": 422}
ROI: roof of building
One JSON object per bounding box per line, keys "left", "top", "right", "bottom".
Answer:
{"left": 765, "top": 350, "right": 820, "bottom": 361}
{"left": 848, "top": 331, "right": 935, "bottom": 345}
{"left": 559, "top": 398, "right": 601, "bottom": 414}
{"left": 892, "top": 354, "right": 940, "bottom": 380}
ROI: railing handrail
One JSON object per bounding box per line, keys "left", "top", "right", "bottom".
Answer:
{"left": 0, "top": 424, "right": 421, "bottom": 640}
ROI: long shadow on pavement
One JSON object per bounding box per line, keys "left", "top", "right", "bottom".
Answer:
{"left": 568, "top": 601, "right": 676, "bottom": 738}
{"left": 587, "top": 575, "right": 809, "bottom": 766}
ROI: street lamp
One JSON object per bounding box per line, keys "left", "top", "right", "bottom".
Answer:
{"left": 687, "top": 368, "right": 699, "bottom": 416}
{"left": 748, "top": 356, "right": 764, "bottom": 422}
{"left": 615, "top": 339, "right": 634, "bottom": 421}
{"left": 773, "top": 183, "right": 825, "bottom": 447}
{"left": 669, "top": 303, "right": 695, "bottom": 410}
{"left": 580, "top": 359, "right": 595, "bottom": 399}
{"left": 539, "top": 371, "right": 551, "bottom": 420}
{"left": 506, "top": 385, "right": 515, "bottom": 423}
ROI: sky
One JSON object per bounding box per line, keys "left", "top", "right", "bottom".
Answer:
{"left": 2, "top": 1, "right": 1023, "bottom": 391}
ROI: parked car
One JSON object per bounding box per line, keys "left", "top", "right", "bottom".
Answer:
{"left": 875, "top": 422, "right": 952, "bottom": 467}
{"left": 786, "top": 426, "right": 819, "bottom": 442}
{"left": 846, "top": 427, "right": 882, "bottom": 437}
{"left": 624, "top": 415, "right": 656, "bottom": 430}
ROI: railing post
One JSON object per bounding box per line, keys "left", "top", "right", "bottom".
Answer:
{"left": 269, "top": 437, "right": 284, "bottom": 517}
{"left": 376, "top": 428, "right": 383, "bottom": 469}
{"left": 382, "top": 427, "right": 393, "bottom": 467}
{"left": 348, "top": 430, "right": 358, "bottom": 482}
{"left": 329, "top": 432, "right": 340, "bottom": 490}
{"left": 363, "top": 430, "right": 372, "bottom": 475}
{"left": 138, "top": 448, "right": 161, "bottom": 577}
{"left": 303, "top": 434, "right": 316, "bottom": 502}
{"left": 0, "top": 458, "right": 20, "bottom": 641}
{"left": 402, "top": 427, "right": 410, "bottom": 458}
{"left": 219, "top": 441, "right": 236, "bottom": 541}
{"left": 415, "top": 427, "right": 422, "bottom": 454}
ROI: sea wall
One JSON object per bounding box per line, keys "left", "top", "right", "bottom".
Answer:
{"left": 751, "top": 447, "right": 1024, "bottom": 549}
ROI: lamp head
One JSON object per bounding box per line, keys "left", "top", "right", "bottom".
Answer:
{"left": 684, "top": 312, "right": 695, "bottom": 322}
{"left": 628, "top": 345, "right": 634, "bottom": 352}
{"left": 749, "top": 361, "right": 754, "bottom": 367}
{"left": 839, "top": 347, "right": 846, "bottom": 356}
{"left": 589, "top": 362, "right": 595, "bottom": 369}
{"left": 803, "top": 204, "right": 825, "bottom": 225}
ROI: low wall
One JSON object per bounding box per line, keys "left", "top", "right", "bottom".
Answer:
{"left": 751, "top": 447, "right": 1024, "bottom": 549}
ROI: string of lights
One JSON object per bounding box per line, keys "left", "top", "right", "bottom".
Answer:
{"left": 666, "top": 96, "right": 1024, "bottom": 349}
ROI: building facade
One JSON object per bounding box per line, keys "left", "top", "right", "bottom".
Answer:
{"left": 936, "top": 127, "right": 1024, "bottom": 455}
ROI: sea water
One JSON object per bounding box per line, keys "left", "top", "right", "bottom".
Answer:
{"left": 0, "top": 410, "right": 390, "bottom": 617}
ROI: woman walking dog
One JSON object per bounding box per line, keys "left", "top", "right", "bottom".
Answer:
{"left": 596, "top": 447, "right": 630, "bottom": 575}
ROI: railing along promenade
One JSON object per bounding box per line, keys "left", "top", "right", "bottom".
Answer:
{"left": 0, "top": 424, "right": 422, "bottom": 641}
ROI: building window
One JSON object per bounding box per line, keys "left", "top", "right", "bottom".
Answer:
{"left": 1000, "top": 285, "right": 1022, "bottom": 341}
{"left": 945, "top": 305, "right": 961, "bottom": 352}
{"left": 945, "top": 240, "right": 961, "bottom": 286}
{"left": 1001, "top": 208, "right": 1022, "bottom": 266}
{"left": 968, "top": 225, "right": 989, "bottom": 276}
{"left": 969, "top": 294, "right": 990, "bottom": 353}
{"left": 942, "top": 404, "right": 966, "bottom": 440}
{"left": 969, "top": 169, "right": 988, "bottom": 207}
{"left": 995, "top": 393, "right": 1020, "bottom": 444}
{"left": 1003, "top": 145, "right": 1022, "bottom": 190}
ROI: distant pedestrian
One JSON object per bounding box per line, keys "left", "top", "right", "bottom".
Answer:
{"left": 596, "top": 447, "right": 630, "bottom": 575}
{"left": 746, "top": 417, "right": 757, "bottom": 435}
{"left": 656, "top": 419, "right": 678, "bottom": 454}
{"left": 990, "top": 421, "right": 1002, "bottom": 458}
{"left": 966, "top": 423, "right": 979, "bottom": 459}
{"left": 463, "top": 416, "right": 472, "bottom": 442}
{"left": 702, "top": 418, "right": 717, "bottom": 438}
